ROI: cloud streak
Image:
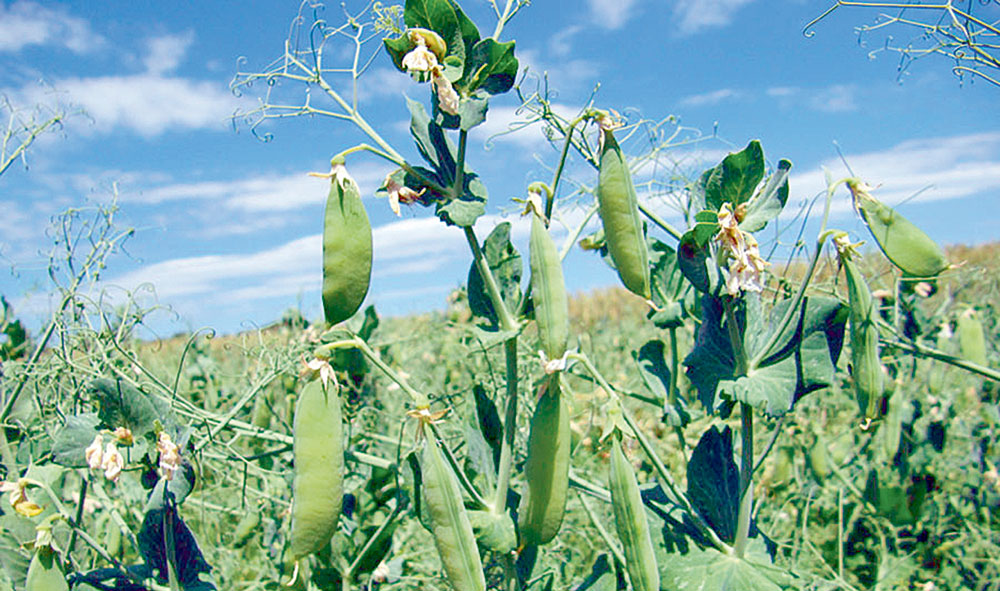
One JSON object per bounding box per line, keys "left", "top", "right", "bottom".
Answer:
{"left": 0, "top": 2, "right": 104, "bottom": 54}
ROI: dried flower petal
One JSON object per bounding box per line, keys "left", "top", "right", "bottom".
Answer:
{"left": 431, "top": 67, "right": 460, "bottom": 116}
{"left": 102, "top": 442, "right": 124, "bottom": 482}
{"left": 85, "top": 434, "right": 104, "bottom": 471}
{"left": 157, "top": 432, "right": 182, "bottom": 481}
{"left": 402, "top": 38, "right": 439, "bottom": 73}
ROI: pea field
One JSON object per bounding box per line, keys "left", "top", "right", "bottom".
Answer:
{"left": 2, "top": 1, "right": 999, "bottom": 590}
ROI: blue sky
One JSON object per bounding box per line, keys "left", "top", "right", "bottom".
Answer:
{"left": 1, "top": 0, "right": 998, "bottom": 337}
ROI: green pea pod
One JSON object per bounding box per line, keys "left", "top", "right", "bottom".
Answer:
{"left": 957, "top": 308, "right": 988, "bottom": 366}
{"left": 518, "top": 374, "right": 570, "bottom": 546}
{"left": 322, "top": 162, "right": 373, "bottom": 326}
{"left": 422, "top": 430, "right": 486, "bottom": 591}
{"left": 840, "top": 250, "right": 885, "bottom": 420}
{"left": 529, "top": 212, "right": 569, "bottom": 360}
{"left": 288, "top": 379, "right": 344, "bottom": 563}
{"left": 854, "top": 187, "right": 948, "bottom": 278}
{"left": 808, "top": 439, "right": 831, "bottom": 482}
{"left": 609, "top": 435, "right": 659, "bottom": 591}
{"left": 597, "top": 128, "right": 651, "bottom": 299}
{"left": 26, "top": 546, "right": 68, "bottom": 591}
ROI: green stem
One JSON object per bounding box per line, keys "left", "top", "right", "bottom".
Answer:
{"left": 882, "top": 336, "right": 1000, "bottom": 382}
{"left": 733, "top": 402, "right": 754, "bottom": 558}
{"left": 453, "top": 130, "right": 468, "bottom": 199}
{"left": 428, "top": 422, "right": 489, "bottom": 510}
{"left": 638, "top": 201, "right": 683, "bottom": 242}
{"left": 492, "top": 339, "right": 519, "bottom": 514}
{"left": 345, "top": 500, "right": 404, "bottom": 580}
{"left": 546, "top": 116, "right": 585, "bottom": 221}
{"left": 463, "top": 227, "right": 518, "bottom": 332}
{"left": 568, "top": 352, "right": 732, "bottom": 554}
{"left": 323, "top": 338, "right": 429, "bottom": 407}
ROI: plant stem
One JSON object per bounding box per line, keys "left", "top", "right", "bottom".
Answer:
{"left": 734, "top": 402, "right": 754, "bottom": 558}
{"left": 454, "top": 130, "right": 468, "bottom": 199}
{"left": 638, "top": 201, "right": 683, "bottom": 242}
{"left": 428, "top": 421, "right": 490, "bottom": 510}
{"left": 546, "top": 116, "right": 585, "bottom": 221}
{"left": 492, "top": 339, "right": 519, "bottom": 514}
{"left": 578, "top": 491, "right": 627, "bottom": 568}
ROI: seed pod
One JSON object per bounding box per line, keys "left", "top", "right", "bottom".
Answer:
{"left": 840, "top": 249, "right": 885, "bottom": 420}
{"left": 529, "top": 212, "right": 569, "bottom": 360}
{"left": 808, "top": 439, "right": 831, "bottom": 482}
{"left": 288, "top": 379, "right": 344, "bottom": 563}
{"left": 26, "top": 545, "right": 68, "bottom": 591}
{"left": 957, "top": 308, "right": 988, "bottom": 366}
{"left": 853, "top": 184, "right": 948, "bottom": 277}
{"left": 518, "top": 374, "right": 571, "bottom": 546}
{"left": 609, "top": 435, "right": 659, "bottom": 591}
{"left": 422, "top": 430, "right": 486, "bottom": 591}
{"left": 597, "top": 128, "right": 651, "bottom": 299}
{"left": 322, "top": 160, "right": 373, "bottom": 326}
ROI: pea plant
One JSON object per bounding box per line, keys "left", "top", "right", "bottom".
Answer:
{"left": 2, "top": 1, "right": 999, "bottom": 591}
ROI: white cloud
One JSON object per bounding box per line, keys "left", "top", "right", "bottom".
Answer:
{"left": 0, "top": 2, "right": 104, "bottom": 53}
{"left": 107, "top": 216, "right": 472, "bottom": 302}
{"left": 588, "top": 0, "right": 638, "bottom": 30}
{"left": 135, "top": 161, "right": 393, "bottom": 212}
{"left": 516, "top": 49, "right": 598, "bottom": 95}
{"left": 673, "top": 0, "right": 756, "bottom": 34}
{"left": 144, "top": 33, "right": 195, "bottom": 76}
{"left": 678, "top": 88, "right": 739, "bottom": 108}
{"left": 809, "top": 84, "right": 857, "bottom": 113}
{"left": 789, "top": 132, "right": 1000, "bottom": 215}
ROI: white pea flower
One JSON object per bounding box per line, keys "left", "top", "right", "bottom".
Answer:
{"left": 102, "top": 442, "right": 124, "bottom": 483}
{"left": 382, "top": 173, "right": 425, "bottom": 216}
{"left": 431, "top": 67, "right": 460, "bottom": 116}
{"left": 401, "top": 37, "right": 439, "bottom": 74}
{"left": 716, "top": 203, "right": 769, "bottom": 296}
{"left": 157, "top": 432, "right": 182, "bottom": 481}
{"left": 85, "top": 434, "right": 104, "bottom": 471}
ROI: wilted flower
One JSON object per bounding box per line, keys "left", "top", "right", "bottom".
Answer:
{"left": 382, "top": 173, "right": 425, "bottom": 216}
{"left": 401, "top": 37, "right": 439, "bottom": 74}
{"left": 112, "top": 426, "right": 134, "bottom": 446}
{"left": 157, "top": 432, "right": 182, "bottom": 481}
{"left": 716, "top": 202, "right": 769, "bottom": 296}
{"left": 538, "top": 350, "right": 567, "bottom": 374}
{"left": 85, "top": 434, "right": 104, "bottom": 471}
{"left": 300, "top": 356, "right": 336, "bottom": 390}
{"left": 431, "top": 67, "right": 460, "bottom": 116}
{"left": 102, "top": 442, "right": 124, "bottom": 483}
{"left": 0, "top": 478, "right": 43, "bottom": 517}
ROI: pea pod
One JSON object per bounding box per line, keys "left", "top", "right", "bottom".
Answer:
{"left": 529, "top": 212, "right": 569, "bottom": 360}
{"left": 26, "top": 545, "right": 68, "bottom": 591}
{"left": 597, "top": 128, "right": 651, "bottom": 299}
{"left": 422, "top": 429, "right": 486, "bottom": 591}
{"left": 839, "top": 246, "right": 885, "bottom": 420}
{"left": 852, "top": 183, "right": 948, "bottom": 277}
{"left": 518, "top": 374, "right": 570, "bottom": 546}
{"left": 957, "top": 308, "right": 988, "bottom": 366}
{"left": 322, "top": 160, "right": 373, "bottom": 326}
{"left": 609, "top": 435, "right": 659, "bottom": 591}
{"left": 288, "top": 379, "right": 343, "bottom": 563}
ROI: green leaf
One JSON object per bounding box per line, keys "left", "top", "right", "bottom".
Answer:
{"left": 466, "top": 222, "right": 521, "bottom": 328}
{"left": 687, "top": 426, "right": 740, "bottom": 543}
{"left": 473, "top": 384, "right": 502, "bottom": 469}
{"left": 136, "top": 500, "right": 215, "bottom": 589}
{"left": 404, "top": 0, "right": 461, "bottom": 64}
{"left": 407, "top": 98, "right": 457, "bottom": 183}
{"left": 683, "top": 296, "right": 734, "bottom": 412}
{"left": 51, "top": 413, "right": 101, "bottom": 467}
{"left": 467, "top": 510, "right": 516, "bottom": 554}
{"left": 636, "top": 340, "right": 689, "bottom": 427}
{"left": 463, "top": 38, "right": 518, "bottom": 96}
{"left": 436, "top": 172, "right": 487, "bottom": 227}
{"left": 574, "top": 554, "right": 625, "bottom": 591}
{"left": 435, "top": 94, "right": 489, "bottom": 131}
{"left": 383, "top": 34, "right": 414, "bottom": 72}
{"left": 704, "top": 140, "right": 765, "bottom": 211}
{"left": 739, "top": 159, "right": 791, "bottom": 233}
{"left": 692, "top": 210, "right": 720, "bottom": 246}
{"left": 89, "top": 378, "right": 174, "bottom": 438}
{"left": 677, "top": 231, "right": 718, "bottom": 295}
{"left": 463, "top": 416, "right": 496, "bottom": 491}
{"left": 451, "top": 1, "right": 481, "bottom": 70}
{"left": 661, "top": 545, "right": 793, "bottom": 591}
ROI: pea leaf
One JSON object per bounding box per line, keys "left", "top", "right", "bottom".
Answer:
{"left": 739, "top": 159, "right": 791, "bottom": 233}
{"left": 467, "top": 222, "right": 522, "bottom": 329}
{"left": 463, "top": 38, "right": 518, "bottom": 96}
{"left": 467, "top": 510, "right": 516, "bottom": 554}
{"left": 686, "top": 426, "right": 741, "bottom": 543}
{"left": 683, "top": 296, "right": 735, "bottom": 413}
{"left": 677, "top": 231, "right": 718, "bottom": 294}
{"left": 435, "top": 94, "right": 489, "bottom": 131}
{"left": 703, "top": 140, "right": 765, "bottom": 211}
{"left": 661, "top": 545, "right": 793, "bottom": 591}
{"left": 136, "top": 498, "right": 214, "bottom": 590}
{"left": 636, "top": 340, "right": 690, "bottom": 427}
{"left": 404, "top": 0, "right": 462, "bottom": 65}
{"left": 89, "top": 378, "right": 174, "bottom": 437}
{"left": 407, "top": 98, "right": 457, "bottom": 183}
{"left": 574, "top": 553, "right": 626, "bottom": 591}
{"left": 436, "top": 172, "right": 487, "bottom": 227}
{"left": 51, "top": 413, "right": 101, "bottom": 467}
{"left": 647, "top": 238, "right": 693, "bottom": 329}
